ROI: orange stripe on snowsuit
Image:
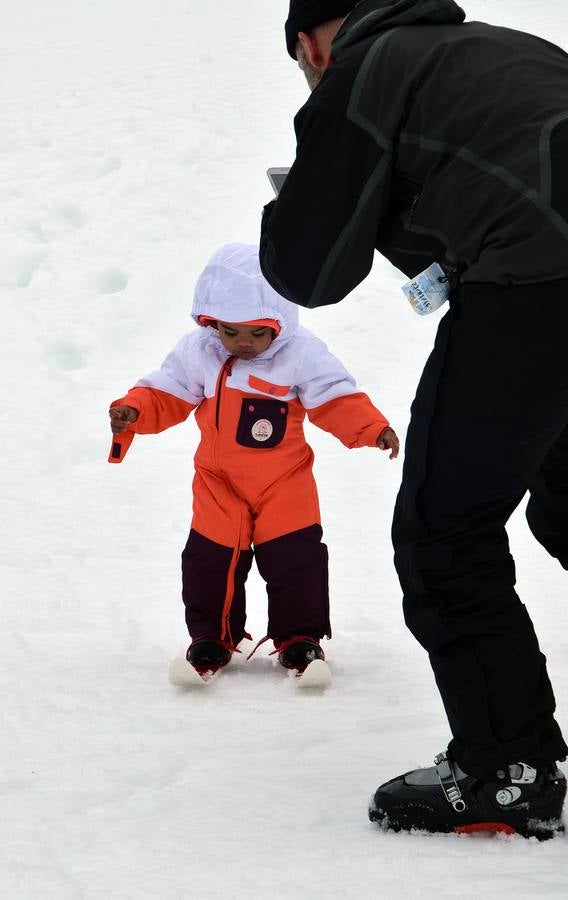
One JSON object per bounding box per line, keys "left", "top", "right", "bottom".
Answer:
{"left": 247, "top": 375, "right": 290, "bottom": 396}
{"left": 212, "top": 355, "right": 243, "bottom": 642}
{"left": 221, "top": 544, "right": 240, "bottom": 643}
{"left": 219, "top": 509, "right": 246, "bottom": 644}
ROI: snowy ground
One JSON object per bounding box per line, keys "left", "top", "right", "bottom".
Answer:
{"left": 1, "top": 1, "right": 568, "bottom": 897}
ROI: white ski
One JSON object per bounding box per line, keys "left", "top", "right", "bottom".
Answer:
{"left": 168, "top": 656, "right": 220, "bottom": 687}
{"left": 294, "top": 658, "right": 332, "bottom": 689}
{"left": 168, "top": 655, "right": 331, "bottom": 689}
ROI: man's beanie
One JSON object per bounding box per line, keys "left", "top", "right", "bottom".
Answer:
{"left": 285, "top": 1, "right": 360, "bottom": 59}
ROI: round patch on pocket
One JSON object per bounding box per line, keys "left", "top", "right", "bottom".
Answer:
{"left": 251, "top": 419, "right": 273, "bottom": 442}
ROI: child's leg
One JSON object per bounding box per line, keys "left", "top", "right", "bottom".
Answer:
{"left": 182, "top": 529, "right": 253, "bottom": 645}
{"left": 183, "top": 467, "right": 254, "bottom": 646}
{"left": 252, "top": 460, "right": 330, "bottom": 639}
{"left": 255, "top": 524, "right": 330, "bottom": 639}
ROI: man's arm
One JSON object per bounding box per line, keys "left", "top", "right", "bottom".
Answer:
{"left": 260, "top": 71, "right": 393, "bottom": 308}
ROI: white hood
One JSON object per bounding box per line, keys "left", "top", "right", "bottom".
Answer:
{"left": 191, "top": 243, "right": 300, "bottom": 344}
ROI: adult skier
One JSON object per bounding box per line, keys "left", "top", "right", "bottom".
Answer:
{"left": 260, "top": 0, "right": 568, "bottom": 838}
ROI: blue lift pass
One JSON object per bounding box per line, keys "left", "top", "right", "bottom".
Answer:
{"left": 402, "top": 263, "right": 450, "bottom": 316}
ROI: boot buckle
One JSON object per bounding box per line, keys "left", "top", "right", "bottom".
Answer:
{"left": 509, "top": 763, "right": 538, "bottom": 784}
{"left": 434, "top": 752, "right": 467, "bottom": 813}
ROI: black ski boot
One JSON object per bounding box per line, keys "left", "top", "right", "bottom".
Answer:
{"left": 275, "top": 636, "right": 325, "bottom": 672}
{"left": 369, "top": 752, "right": 566, "bottom": 840}
{"left": 186, "top": 639, "right": 232, "bottom": 675}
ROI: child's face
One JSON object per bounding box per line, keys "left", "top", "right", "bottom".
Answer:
{"left": 217, "top": 322, "right": 275, "bottom": 359}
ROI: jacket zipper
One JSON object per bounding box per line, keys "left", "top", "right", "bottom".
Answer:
{"left": 215, "top": 355, "right": 237, "bottom": 431}
{"left": 214, "top": 354, "right": 240, "bottom": 644}
{"left": 407, "top": 191, "right": 422, "bottom": 231}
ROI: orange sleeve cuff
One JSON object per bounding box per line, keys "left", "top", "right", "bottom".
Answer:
{"left": 108, "top": 387, "right": 196, "bottom": 463}
{"left": 306, "top": 392, "right": 389, "bottom": 448}
{"left": 111, "top": 386, "right": 196, "bottom": 434}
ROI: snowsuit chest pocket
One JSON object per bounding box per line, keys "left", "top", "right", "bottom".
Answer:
{"left": 236, "top": 398, "right": 288, "bottom": 449}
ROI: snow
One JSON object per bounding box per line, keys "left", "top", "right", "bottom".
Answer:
{"left": 1, "top": 1, "right": 568, "bottom": 897}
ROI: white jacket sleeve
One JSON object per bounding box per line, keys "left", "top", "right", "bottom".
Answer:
{"left": 296, "top": 334, "right": 390, "bottom": 448}
{"left": 135, "top": 331, "right": 206, "bottom": 406}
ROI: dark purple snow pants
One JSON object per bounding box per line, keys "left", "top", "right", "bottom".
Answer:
{"left": 181, "top": 524, "right": 330, "bottom": 645}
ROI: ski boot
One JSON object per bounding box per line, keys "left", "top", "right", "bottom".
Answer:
{"left": 275, "top": 636, "right": 325, "bottom": 673}
{"left": 186, "top": 639, "right": 232, "bottom": 675}
{"left": 369, "top": 752, "right": 566, "bottom": 840}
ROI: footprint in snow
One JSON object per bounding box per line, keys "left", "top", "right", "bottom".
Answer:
{"left": 45, "top": 341, "right": 87, "bottom": 372}
{"left": 93, "top": 267, "right": 129, "bottom": 294}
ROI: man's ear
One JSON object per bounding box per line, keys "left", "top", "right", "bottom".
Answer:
{"left": 297, "top": 30, "right": 326, "bottom": 68}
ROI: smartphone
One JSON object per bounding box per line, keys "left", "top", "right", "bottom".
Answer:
{"left": 267, "top": 167, "right": 290, "bottom": 195}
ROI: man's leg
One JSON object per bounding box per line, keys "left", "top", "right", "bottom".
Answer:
{"left": 526, "top": 424, "right": 568, "bottom": 570}
{"left": 393, "top": 280, "right": 568, "bottom": 778}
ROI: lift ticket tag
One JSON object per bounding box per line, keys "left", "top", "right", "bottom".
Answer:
{"left": 401, "top": 263, "right": 450, "bottom": 316}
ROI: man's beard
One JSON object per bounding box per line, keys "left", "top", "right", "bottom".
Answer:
{"left": 296, "top": 43, "right": 323, "bottom": 92}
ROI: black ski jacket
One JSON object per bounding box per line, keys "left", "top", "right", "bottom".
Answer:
{"left": 260, "top": 0, "right": 568, "bottom": 308}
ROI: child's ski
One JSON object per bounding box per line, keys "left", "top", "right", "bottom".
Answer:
{"left": 168, "top": 656, "right": 221, "bottom": 687}
{"left": 293, "top": 658, "right": 332, "bottom": 689}
{"left": 168, "top": 655, "right": 332, "bottom": 689}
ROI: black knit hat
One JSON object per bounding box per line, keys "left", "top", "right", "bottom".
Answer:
{"left": 285, "top": 1, "right": 360, "bottom": 59}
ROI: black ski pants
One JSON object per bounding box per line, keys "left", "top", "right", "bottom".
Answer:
{"left": 393, "top": 278, "right": 568, "bottom": 779}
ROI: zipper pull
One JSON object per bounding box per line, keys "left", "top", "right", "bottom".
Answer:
{"left": 439, "top": 264, "right": 460, "bottom": 293}
{"left": 407, "top": 192, "right": 421, "bottom": 229}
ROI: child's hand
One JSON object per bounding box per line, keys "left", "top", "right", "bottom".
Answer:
{"left": 109, "top": 405, "right": 138, "bottom": 434}
{"left": 376, "top": 427, "right": 399, "bottom": 460}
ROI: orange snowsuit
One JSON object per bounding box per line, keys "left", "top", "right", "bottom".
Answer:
{"left": 109, "top": 244, "right": 391, "bottom": 647}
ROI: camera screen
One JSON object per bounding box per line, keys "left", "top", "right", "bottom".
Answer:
{"left": 268, "top": 169, "right": 289, "bottom": 194}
